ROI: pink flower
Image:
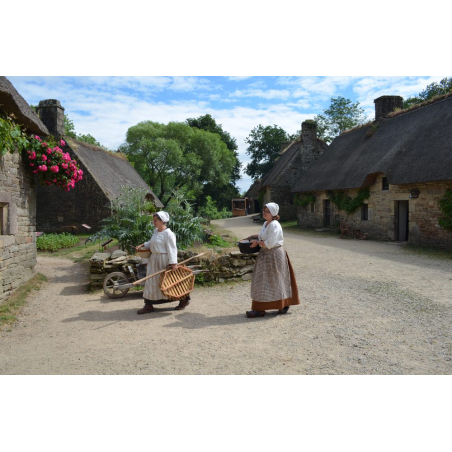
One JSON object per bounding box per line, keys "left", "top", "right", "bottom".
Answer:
{"left": 34, "top": 135, "right": 42, "bottom": 141}
{"left": 46, "top": 148, "right": 53, "bottom": 154}
{"left": 38, "top": 165, "right": 48, "bottom": 172}
{"left": 62, "top": 153, "right": 71, "bottom": 162}
{"left": 60, "top": 140, "right": 66, "bottom": 146}
{"left": 61, "top": 163, "right": 68, "bottom": 169}
{"left": 50, "top": 165, "right": 59, "bottom": 173}
{"left": 41, "top": 142, "right": 48, "bottom": 147}
{"left": 42, "top": 154, "right": 48, "bottom": 161}
{"left": 29, "top": 163, "right": 34, "bottom": 167}
{"left": 78, "top": 169, "right": 84, "bottom": 176}
{"left": 32, "top": 170, "right": 39, "bottom": 174}
{"left": 29, "top": 151, "right": 36, "bottom": 160}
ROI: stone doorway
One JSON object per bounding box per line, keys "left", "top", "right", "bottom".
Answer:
{"left": 395, "top": 200, "right": 409, "bottom": 241}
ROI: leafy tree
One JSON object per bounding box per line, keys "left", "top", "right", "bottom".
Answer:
{"left": 120, "top": 121, "right": 236, "bottom": 207}
{"left": 198, "top": 195, "right": 231, "bottom": 221}
{"left": 314, "top": 96, "right": 367, "bottom": 144}
{"left": 186, "top": 114, "right": 241, "bottom": 210}
{"left": 404, "top": 77, "right": 452, "bottom": 108}
{"left": 245, "top": 124, "right": 292, "bottom": 181}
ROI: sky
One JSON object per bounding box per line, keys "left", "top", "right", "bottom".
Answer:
{"left": 6, "top": 75, "right": 449, "bottom": 193}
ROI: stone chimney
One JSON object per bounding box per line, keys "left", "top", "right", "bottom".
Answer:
{"left": 374, "top": 95, "right": 403, "bottom": 121}
{"left": 301, "top": 120, "right": 317, "bottom": 144}
{"left": 36, "top": 99, "right": 65, "bottom": 137}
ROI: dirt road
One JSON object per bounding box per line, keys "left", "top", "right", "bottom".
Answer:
{"left": 1, "top": 215, "right": 451, "bottom": 374}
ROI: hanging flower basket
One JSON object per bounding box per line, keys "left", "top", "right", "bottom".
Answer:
{"left": 25, "top": 136, "right": 83, "bottom": 191}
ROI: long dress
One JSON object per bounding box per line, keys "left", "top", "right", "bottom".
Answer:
{"left": 250, "top": 220, "right": 300, "bottom": 311}
{"left": 142, "top": 228, "right": 178, "bottom": 302}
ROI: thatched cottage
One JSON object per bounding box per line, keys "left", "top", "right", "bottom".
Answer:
{"left": 292, "top": 94, "right": 452, "bottom": 250}
{"left": 0, "top": 76, "right": 49, "bottom": 301}
{"left": 35, "top": 99, "right": 163, "bottom": 232}
{"left": 259, "top": 121, "right": 328, "bottom": 220}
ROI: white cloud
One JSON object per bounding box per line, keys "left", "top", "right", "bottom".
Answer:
{"left": 230, "top": 89, "right": 291, "bottom": 100}
{"left": 228, "top": 76, "right": 253, "bottom": 81}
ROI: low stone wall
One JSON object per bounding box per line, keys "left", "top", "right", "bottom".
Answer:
{"left": 89, "top": 249, "right": 259, "bottom": 289}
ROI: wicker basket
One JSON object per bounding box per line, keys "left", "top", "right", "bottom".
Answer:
{"left": 159, "top": 265, "right": 195, "bottom": 301}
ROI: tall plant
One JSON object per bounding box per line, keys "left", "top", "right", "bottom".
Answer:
{"left": 89, "top": 186, "right": 156, "bottom": 254}
{"left": 166, "top": 189, "right": 204, "bottom": 249}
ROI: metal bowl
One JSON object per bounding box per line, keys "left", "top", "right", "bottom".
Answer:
{"left": 237, "top": 241, "right": 261, "bottom": 254}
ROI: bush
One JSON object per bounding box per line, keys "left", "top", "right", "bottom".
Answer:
{"left": 37, "top": 233, "right": 80, "bottom": 252}
{"left": 166, "top": 190, "right": 204, "bottom": 249}
{"left": 198, "top": 196, "right": 232, "bottom": 220}
{"left": 89, "top": 186, "right": 156, "bottom": 254}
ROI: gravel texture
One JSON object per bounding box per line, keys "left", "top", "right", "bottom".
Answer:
{"left": 0, "top": 215, "right": 451, "bottom": 375}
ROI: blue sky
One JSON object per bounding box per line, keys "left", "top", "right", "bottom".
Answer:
{"left": 7, "top": 75, "right": 448, "bottom": 193}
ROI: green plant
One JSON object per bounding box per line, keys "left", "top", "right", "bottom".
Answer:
{"left": 198, "top": 196, "right": 231, "bottom": 220}
{"left": 294, "top": 192, "right": 316, "bottom": 207}
{"left": 207, "top": 234, "right": 230, "bottom": 248}
{"left": 438, "top": 189, "right": 452, "bottom": 231}
{"left": 89, "top": 186, "right": 157, "bottom": 254}
{"left": 36, "top": 233, "right": 80, "bottom": 252}
{"left": 327, "top": 188, "right": 370, "bottom": 214}
{"left": 0, "top": 113, "right": 32, "bottom": 156}
{"left": 365, "top": 122, "right": 380, "bottom": 138}
{"left": 166, "top": 189, "right": 204, "bottom": 249}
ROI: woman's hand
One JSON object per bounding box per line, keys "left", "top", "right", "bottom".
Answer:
{"left": 170, "top": 264, "right": 178, "bottom": 271}
{"left": 135, "top": 244, "right": 144, "bottom": 251}
{"left": 251, "top": 240, "right": 265, "bottom": 248}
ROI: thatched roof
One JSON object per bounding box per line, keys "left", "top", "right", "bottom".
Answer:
{"left": 261, "top": 138, "right": 328, "bottom": 189}
{"left": 0, "top": 76, "right": 49, "bottom": 136}
{"left": 293, "top": 95, "right": 452, "bottom": 192}
{"left": 245, "top": 179, "right": 262, "bottom": 198}
{"left": 67, "top": 138, "right": 163, "bottom": 207}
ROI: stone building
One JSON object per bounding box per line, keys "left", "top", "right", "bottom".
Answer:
{"left": 244, "top": 179, "right": 261, "bottom": 214}
{"left": 0, "top": 77, "right": 49, "bottom": 301}
{"left": 35, "top": 100, "right": 163, "bottom": 232}
{"left": 259, "top": 121, "right": 328, "bottom": 220}
{"left": 292, "top": 94, "right": 452, "bottom": 250}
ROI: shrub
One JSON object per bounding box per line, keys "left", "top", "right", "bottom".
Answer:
{"left": 37, "top": 233, "right": 80, "bottom": 252}
{"left": 198, "top": 196, "right": 232, "bottom": 220}
{"left": 89, "top": 186, "right": 156, "bottom": 254}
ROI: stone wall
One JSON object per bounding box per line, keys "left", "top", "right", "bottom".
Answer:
{"left": 0, "top": 151, "right": 37, "bottom": 302}
{"left": 297, "top": 174, "right": 452, "bottom": 249}
{"left": 36, "top": 147, "right": 110, "bottom": 232}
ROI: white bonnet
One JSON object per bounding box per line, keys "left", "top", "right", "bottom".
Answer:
{"left": 265, "top": 203, "right": 279, "bottom": 217}
{"left": 155, "top": 211, "right": 170, "bottom": 223}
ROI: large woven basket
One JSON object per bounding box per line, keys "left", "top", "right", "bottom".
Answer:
{"left": 159, "top": 265, "right": 195, "bottom": 301}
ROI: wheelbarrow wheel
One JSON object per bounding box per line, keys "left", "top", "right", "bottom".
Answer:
{"left": 103, "top": 272, "right": 130, "bottom": 299}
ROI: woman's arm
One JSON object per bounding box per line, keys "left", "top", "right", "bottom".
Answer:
{"left": 165, "top": 231, "right": 178, "bottom": 269}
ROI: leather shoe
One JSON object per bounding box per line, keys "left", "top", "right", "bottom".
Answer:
{"left": 246, "top": 310, "right": 266, "bottom": 318}
{"left": 175, "top": 298, "right": 190, "bottom": 311}
{"left": 137, "top": 304, "right": 155, "bottom": 314}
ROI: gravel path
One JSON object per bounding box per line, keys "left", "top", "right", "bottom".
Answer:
{"left": 1, "top": 216, "right": 451, "bottom": 374}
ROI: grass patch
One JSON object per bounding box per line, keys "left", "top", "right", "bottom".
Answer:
{"left": 38, "top": 234, "right": 119, "bottom": 263}
{"left": 0, "top": 273, "right": 47, "bottom": 331}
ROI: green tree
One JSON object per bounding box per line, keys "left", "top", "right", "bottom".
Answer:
{"left": 63, "top": 114, "right": 105, "bottom": 148}
{"left": 404, "top": 77, "right": 452, "bottom": 108}
{"left": 120, "top": 121, "right": 236, "bottom": 207}
{"left": 314, "top": 96, "right": 367, "bottom": 144}
{"left": 186, "top": 114, "right": 241, "bottom": 210}
{"left": 244, "top": 124, "right": 292, "bottom": 181}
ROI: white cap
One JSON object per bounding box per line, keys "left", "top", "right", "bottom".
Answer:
{"left": 265, "top": 202, "right": 279, "bottom": 217}
{"left": 155, "top": 211, "right": 170, "bottom": 223}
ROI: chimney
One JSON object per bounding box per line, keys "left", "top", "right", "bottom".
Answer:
{"left": 374, "top": 95, "right": 403, "bottom": 121}
{"left": 301, "top": 120, "right": 317, "bottom": 143}
{"left": 36, "top": 99, "right": 65, "bottom": 137}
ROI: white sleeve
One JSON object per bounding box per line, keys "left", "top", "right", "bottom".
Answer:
{"left": 165, "top": 230, "right": 178, "bottom": 264}
{"left": 263, "top": 222, "right": 280, "bottom": 249}
{"left": 143, "top": 229, "right": 155, "bottom": 249}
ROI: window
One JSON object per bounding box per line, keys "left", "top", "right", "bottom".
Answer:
{"left": 0, "top": 202, "right": 7, "bottom": 235}
{"left": 382, "top": 177, "right": 389, "bottom": 190}
{"left": 361, "top": 204, "right": 368, "bottom": 221}
{"left": 310, "top": 202, "right": 315, "bottom": 213}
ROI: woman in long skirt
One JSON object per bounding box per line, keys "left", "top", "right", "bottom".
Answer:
{"left": 135, "top": 211, "right": 190, "bottom": 314}
{"left": 246, "top": 203, "right": 300, "bottom": 318}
